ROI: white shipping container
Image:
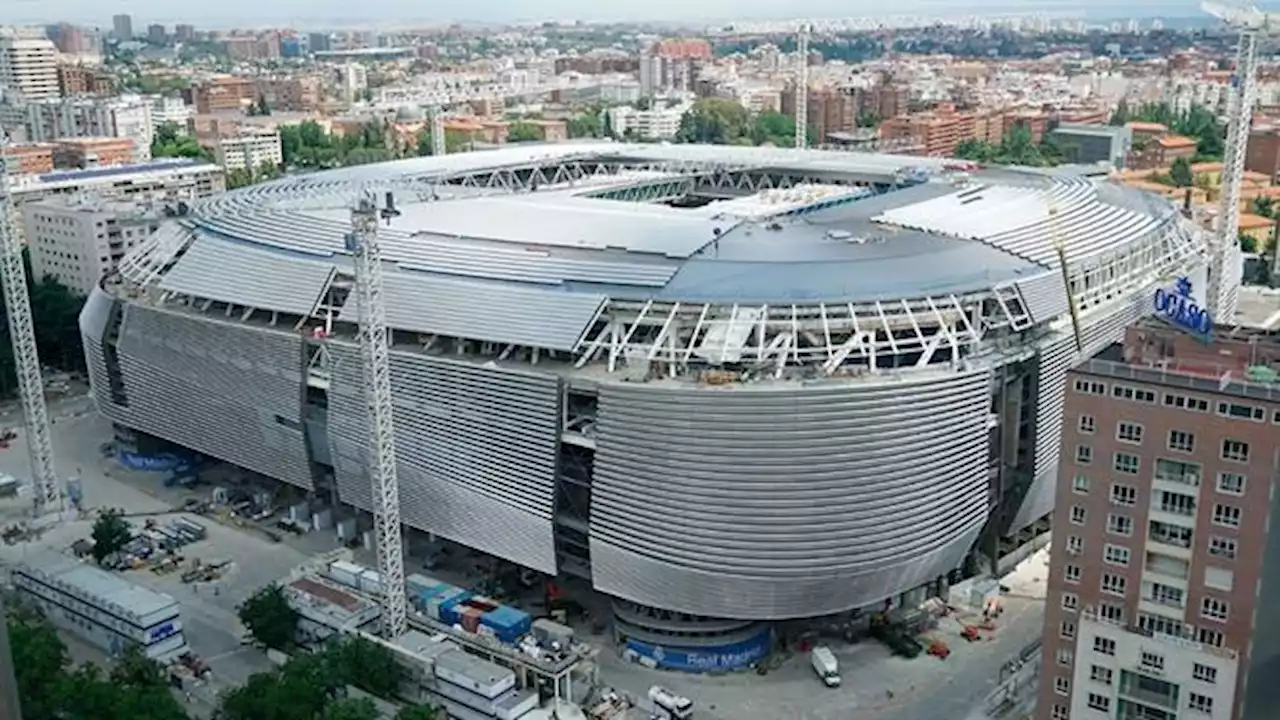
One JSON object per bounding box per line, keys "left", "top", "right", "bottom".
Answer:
{"left": 327, "top": 560, "right": 364, "bottom": 589}
{"left": 434, "top": 650, "right": 515, "bottom": 699}
{"left": 494, "top": 690, "right": 538, "bottom": 720}
{"left": 359, "top": 569, "right": 383, "bottom": 596}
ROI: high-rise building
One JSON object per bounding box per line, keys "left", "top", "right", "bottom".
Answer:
{"left": 22, "top": 195, "right": 161, "bottom": 295}
{"left": 307, "top": 33, "right": 332, "bottom": 54}
{"left": 0, "top": 28, "right": 60, "bottom": 102}
{"left": 209, "top": 129, "right": 282, "bottom": 172}
{"left": 174, "top": 25, "right": 196, "bottom": 43}
{"left": 2, "top": 96, "right": 153, "bottom": 161}
{"left": 57, "top": 64, "right": 118, "bottom": 97}
{"left": 1036, "top": 310, "right": 1280, "bottom": 720}
{"left": 147, "top": 25, "right": 167, "bottom": 45}
{"left": 112, "top": 14, "right": 134, "bottom": 41}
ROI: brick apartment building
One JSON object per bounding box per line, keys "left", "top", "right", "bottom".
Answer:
{"left": 56, "top": 64, "right": 117, "bottom": 97}
{"left": 3, "top": 143, "right": 55, "bottom": 174}
{"left": 879, "top": 103, "right": 976, "bottom": 157}
{"left": 1036, "top": 316, "right": 1280, "bottom": 720}
{"left": 51, "top": 137, "right": 135, "bottom": 168}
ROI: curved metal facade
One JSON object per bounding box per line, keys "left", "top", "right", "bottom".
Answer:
{"left": 326, "top": 344, "right": 560, "bottom": 574}
{"left": 588, "top": 368, "right": 993, "bottom": 619}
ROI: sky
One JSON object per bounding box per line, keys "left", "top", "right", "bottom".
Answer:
{"left": 2, "top": 0, "right": 1234, "bottom": 29}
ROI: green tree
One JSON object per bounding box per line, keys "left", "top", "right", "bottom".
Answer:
{"left": 109, "top": 645, "right": 168, "bottom": 688}
{"left": 1170, "top": 156, "right": 1194, "bottom": 188}
{"left": 1109, "top": 99, "right": 1130, "bottom": 126}
{"left": 151, "top": 121, "right": 211, "bottom": 161}
{"left": 7, "top": 601, "right": 71, "bottom": 720}
{"left": 508, "top": 122, "right": 543, "bottom": 143}
{"left": 237, "top": 584, "right": 299, "bottom": 651}
{"left": 749, "top": 110, "right": 795, "bottom": 146}
{"left": 1239, "top": 232, "right": 1260, "bottom": 254}
{"left": 674, "top": 98, "right": 751, "bottom": 144}
{"left": 91, "top": 508, "right": 133, "bottom": 564}
{"left": 1251, "top": 195, "right": 1275, "bottom": 218}
{"left": 395, "top": 705, "right": 441, "bottom": 720}
{"left": 321, "top": 698, "right": 379, "bottom": 720}
{"left": 328, "top": 636, "right": 401, "bottom": 698}
{"left": 856, "top": 109, "right": 879, "bottom": 128}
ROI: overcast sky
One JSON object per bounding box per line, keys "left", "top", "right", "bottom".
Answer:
{"left": 3, "top": 0, "right": 1230, "bottom": 28}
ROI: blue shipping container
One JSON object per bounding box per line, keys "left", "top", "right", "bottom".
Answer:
{"left": 480, "top": 606, "right": 532, "bottom": 643}
{"left": 434, "top": 590, "right": 471, "bottom": 626}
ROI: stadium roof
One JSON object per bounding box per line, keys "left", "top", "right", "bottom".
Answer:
{"left": 139, "top": 141, "right": 1182, "bottom": 330}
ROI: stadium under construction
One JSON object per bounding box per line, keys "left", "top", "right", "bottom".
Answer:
{"left": 78, "top": 142, "right": 1239, "bottom": 670}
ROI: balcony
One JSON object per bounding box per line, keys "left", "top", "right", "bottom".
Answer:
{"left": 1082, "top": 608, "right": 1239, "bottom": 663}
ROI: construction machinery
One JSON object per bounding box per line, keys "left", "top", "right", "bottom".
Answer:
{"left": 1202, "top": 1, "right": 1276, "bottom": 317}
{"left": 0, "top": 132, "right": 59, "bottom": 517}
{"left": 429, "top": 105, "right": 446, "bottom": 156}
{"left": 345, "top": 191, "right": 409, "bottom": 639}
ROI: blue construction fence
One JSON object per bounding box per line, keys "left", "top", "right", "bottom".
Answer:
{"left": 622, "top": 625, "right": 772, "bottom": 672}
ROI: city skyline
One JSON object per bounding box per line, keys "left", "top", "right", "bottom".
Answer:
{"left": 5, "top": 0, "right": 1264, "bottom": 29}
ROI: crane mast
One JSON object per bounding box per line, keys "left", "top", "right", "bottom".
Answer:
{"left": 0, "top": 133, "right": 59, "bottom": 517}
{"left": 795, "top": 23, "right": 810, "bottom": 150}
{"left": 345, "top": 193, "right": 407, "bottom": 639}
{"left": 1211, "top": 27, "right": 1257, "bottom": 316}
{"left": 430, "top": 106, "right": 447, "bottom": 157}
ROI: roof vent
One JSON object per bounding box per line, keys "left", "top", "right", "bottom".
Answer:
{"left": 826, "top": 229, "right": 853, "bottom": 241}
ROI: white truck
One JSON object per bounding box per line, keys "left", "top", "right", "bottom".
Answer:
{"left": 648, "top": 685, "right": 694, "bottom": 719}
{"left": 811, "top": 646, "right": 841, "bottom": 687}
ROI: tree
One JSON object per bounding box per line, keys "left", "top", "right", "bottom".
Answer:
{"left": 508, "top": 122, "right": 543, "bottom": 143}
{"left": 1170, "top": 156, "right": 1194, "bottom": 188}
{"left": 856, "top": 109, "right": 879, "bottom": 128}
{"left": 674, "top": 98, "right": 751, "bottom": 144}
{"left": 1252, "top": 195, "right": 1275, "bottom": 219}
{"left": 151, "top": 121, "right": 211, "bottom": 161}
{"left": 237, "top": 584, "right": 299, "bottom": 651}
{"left": 109, "top": 645, "right": 168, "bottom": 688}
{"left": 396, "top": 705, "right": 441, "bottom": 720}
{"left": 327, "top": 636, "right": 401, "bottom": 698}
{"left": 7, "top": 602, "right": 71, "bottom": 720}
{"left": 321, "top": 698, "right": 379, "bottom": 720}
{"left": 91, "top": 508, "right": 132, "bottom": 564}
{"left": 1109, "top": 99, "right": 1130, "bottom": 126}
{"left": 1239, "top": 232, "right": 1260, "bottom": 254}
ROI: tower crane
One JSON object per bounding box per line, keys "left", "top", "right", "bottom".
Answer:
{"left": 795, "top": 22, "right": 811, "bottom": 150}
{"left": 345, "top": 191, "right": 408, "bottom": 639}
{"left": 430, "top": 105, "right": 446, "bottom": 157}
{"left": 0, "top": 132, "right": 59, "bottom": 517}
{"left": 1201, "top": 1, "right": 1277, "bottom": 317}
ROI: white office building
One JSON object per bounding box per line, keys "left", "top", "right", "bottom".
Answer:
{"left": 608, "top": 103, "right": 690, "bottom": 141}
{"left": 6, "top": 159, "right": 225, "bottom": 244}
{"left": 0, "top": 28, "right": 59, "bottom": 102}
{"left": 12, "top": 552, "right": 187, "bottom": 660}
{"left": 214, "top": 129, "right": 283, "bottom": 172}
{"left": 150, "top": 95, "right": 192, "bottom": 134}
{"left": 22, "top": 196, "right": 161, "bottom": 295}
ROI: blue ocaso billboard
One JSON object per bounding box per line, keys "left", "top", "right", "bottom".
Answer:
{"left": 623, "top": 626, "right": 772, "bottom": 672}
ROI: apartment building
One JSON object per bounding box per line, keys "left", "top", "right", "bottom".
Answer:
{"left": 187, "top": 76, "right": 255, "bottom": 114}
{"left": 0, "top": 29, "right": 59, "bottom": 102}
{"left": 22, "top": 196, "right": 160, "bottom": 294}
{"left": 1037, "top": 314, "right": 1280, "bottom": 720}
{"left": 52, "top": 137, "right": 135, "bottom": 169}
{"left": 608, "top": 104, "right": 688, "bottom": 140}
{"left": 57, "top": 64, "right": 117, "bottom": 97}
{"left": 879, "top": 103, "right": 976, "bottom": 157}
{"left": 150, "top": 95, "right": 193, "bottom": 133}
{"left": 2, "top": 96, "right": 153, "bottom": 161}
{"left": 2, "top": 143, "right": 55, "bottom": 174}
{"left": 211, "top": 129, "right": 282, "bottom": 171}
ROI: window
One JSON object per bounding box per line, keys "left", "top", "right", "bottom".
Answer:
{"left": 1062, "top": 592, "right": 1079, "bottom": 611}
{"left": 1189, "top": 692, "right": 1213, "bottom": 713}
{"left": 1066, "top": 535, "right": 1083, "bottom": 555}
{"left": 1064, "top": 564, "right": 1081, "bottom": 583}
{"left": 1140, "top": 613, "right": 1184, "bottom": 638}
{"left": 1078, "top": 414, "right": 1096, "bottom": 433}
{"left": 1090, "top": 665, "right": 1113, "bottom": 685}
{"left": 1117, "top": 421, "right": 1144, "bottom": 444}
{"left": 1209, "top": 536, "right": 1237, "bottom": 559}
{"left": 1087, "top": 693, "right": 1111, "bottom": 712}
{"left": 1101, "top": 573, "right": 1127, "bottom": 596}
{"left": 1198, "top": 627, "right": 1224, "bottom": 647}
{"left": 1150, "top": 583, "right": 1184, "bottom": 607}
{"left": 1202, "top": 597, "right": 1229, "bottom": 623}
{"left": 1222, "top": 439, "right": 1250, "bottom": 463}
{"left": 1113, "top": 384, "right": 1156, "bottom": 403}
{"left": 1193, "top": 663, "right": 1217, "bottom": 684}
{"left": 1100, "top": 602, "right": 1125, "bottom": 624}
{"left": 1061, "top": 620, "right": 1076, "bottom": 640}
{"left": 1168, "top": 430, "right": 1195, "bottom": 452}
{"left": 1217, "top": 401, "right": 1265, "bottom": 421}
{"left": 1104, "top": 545, "right": 1130, "bottom": 567}
{"left": 1071, "top": 506, "right": 1087, "bottom": 525}
{"left": 1107, "top": 513, "right": 1133, "bottom": 536}
{"left": 1217, "top": 472, "right": 1246, "bottom": 495}
{"left": 1140, "top": 651, "right": 1165, "bottom": 672}
{"left": 1073, "top": 475, "right": 1090, "bottom": 494}
{"left": 1213, "top": 504, "right": 1242, "bottom": 528}
{"left": 1114, "top": 452, "right": 1140, "bottom": 475}
{"left": 1205, "top": 566, "right": 1234, "bottom": 592}
{"left": 1110, "top": 484, "right": 1137, "bottom": 507}
{"left": 1051, "top": 705, "right": 1069, "bottom": 720}
{"left": 1056, "top": 648, "right": 1074, "bottom": 667}
{"left": 1155, "top": 457, "right": 1201, "bottom": 486}
{"left": 1076, "top": 444, "right": 1093, "bottom": 465}
{"left": 1074, "top": 379, "right": 1105, "bottom": 395}
{"left": 1157, "top": 490, "right": 1196, "bottom": 517}
{"left": 1093, "top": 636, "right": 1116, "bottom": 655}
{"left": 1055, "top": 677, "right": 1070, "bottom": 696}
